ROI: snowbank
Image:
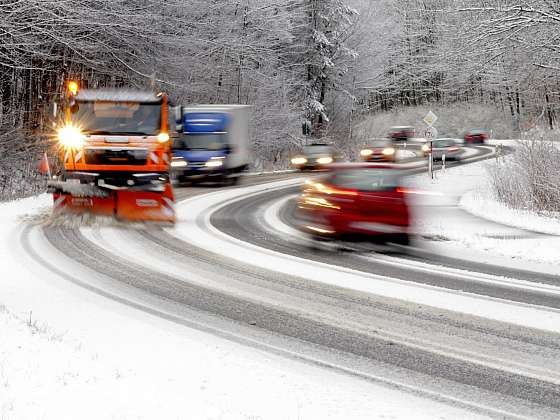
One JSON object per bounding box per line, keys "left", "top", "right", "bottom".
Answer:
{"left": 461, "top": 189, "right": 560, "bottom": 236}
{"left": 408, "top": 160, "right": 560, "bottom": 268}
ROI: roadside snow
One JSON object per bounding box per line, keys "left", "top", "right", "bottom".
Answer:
{"left": 0, "top": 195, "right": 484, "bottom": 419}
{"left": 408, "top": 159, "right": 560, "bottom": 268}
{"left": 461, "top": 189, "right": 560, "bottom": 236}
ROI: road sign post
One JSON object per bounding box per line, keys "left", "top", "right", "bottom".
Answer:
{"left": 423, "top": 111, "right": 438, "bottom": 179}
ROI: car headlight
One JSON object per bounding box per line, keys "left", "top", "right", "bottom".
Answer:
{"left": 171, "top": 159, "right": 188, "bottom": 168}
{"left": 317, "top": 156, "right": 333, "bottom": 164}
{"left": 58, "top": 125, "right": 84, "bottom": 148}
{"left": 291, "top": 157, "right": 307, "bottom": 165}
{"left": 205, "top": 157, "right": 225, "bottom": 168}
{"left": 360, "top": 149, "right": 373, "bottom": 157}
{"left": 382, "top": 147, "right": 395, "bottom": 156}
{"left": 421, "top": 144, "right": 430, "bottom": 152}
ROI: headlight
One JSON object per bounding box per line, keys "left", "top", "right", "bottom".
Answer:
{"left": 382, "top": 147, "right": 395, "bottom": 156}
{"left": 58, "top": 125, "right": 84, "bottom": 148}
{"left": 291, "top": 157, "right": 307, "bottom": 165}
{"left": 360, "top": 149, "right": 373, "bottom": 157}
{"left": 421, "top": 144, "right": 430, "bottom": 152}
{"left": 157, "top": 132, "right": 170, "bottom": 143}
{"left": 171, "top": 159, "right": 188, "bottom": 168}
{"left": 205, "top": 157, "right": 224, "bottom": 168}
{"left": 317, "top": 156, "right": 333, "bottom": 164}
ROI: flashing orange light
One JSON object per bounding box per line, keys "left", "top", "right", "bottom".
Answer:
{"left": 68, "top": 81, "right": 79, "bottom": 95}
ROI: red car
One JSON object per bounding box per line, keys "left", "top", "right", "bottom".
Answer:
{"left": 464, "top": 129, "right": 488, "bottom": 144}
{"left": 295, "top": 163, "right": 410, "bottom": 245}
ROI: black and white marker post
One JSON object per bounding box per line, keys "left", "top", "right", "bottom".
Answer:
{"left": 423, "top": 111, "right": 438, "bottom": 179}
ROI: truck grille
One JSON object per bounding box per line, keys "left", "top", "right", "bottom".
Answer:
{"left": 84, "top": 148, "right": 148, "bottom": 165}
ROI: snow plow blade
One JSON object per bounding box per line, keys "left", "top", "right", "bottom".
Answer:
{"left": 52, "top": 184, "right": 176, "bottom": 223}
{"left": 116, "top": 184, "right": 175, "bottom": 223}
{"left": 53, "top": 192, "right": 116, "bottom": 217}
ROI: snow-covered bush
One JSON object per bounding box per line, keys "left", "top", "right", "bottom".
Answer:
{"left": 489, "top": 136, "right": 560, "bottom": 213}
{"left": 0, "top": 116, "right": 46, "bottom": 201}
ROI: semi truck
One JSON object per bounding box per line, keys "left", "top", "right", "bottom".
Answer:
{"left": 47, "top": 81, "right": 176, "bottom": 223}
{"left": 171, "top": 105, "right": 251, "bottom": 185}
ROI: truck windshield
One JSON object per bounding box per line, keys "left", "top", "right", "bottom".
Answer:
{"left": 173, "top": 133, "right": 228, "bottom": 150}
{"left": 71, "top": 101, "right": 161, "bottom": 135}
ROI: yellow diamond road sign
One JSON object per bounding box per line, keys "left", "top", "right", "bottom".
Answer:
{"left": 423, "top": 111, "right": 438, "bottom": 126}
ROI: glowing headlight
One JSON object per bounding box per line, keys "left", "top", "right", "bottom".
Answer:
{"left": 360, "top": 149, "right": 373, "bottom": 157}
{"left": 382, "top": 147, "right": 395, "bottom": 156}
{"left": 421, "top": 144, "right": 430, "bottom": 152}
{"left": 171, "top": 159, "right": 188, "bottom": 168}
{"left": 317, "top": 156, "right": 333, "bottom": 165}
{"left": 157, "top": 132, "right": 170, "bottom": 143}
{"left": 291, "top": 157, "right": 307, "bottom": 165}
{"left": 205, "top": 157, "right": 224, "bottom": 168}
{"left": 58, "top": 125, "right": 84, "bottom": 148}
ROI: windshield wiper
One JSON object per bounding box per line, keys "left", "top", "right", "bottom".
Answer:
{"left": 84, "top": 130, "right": 113, "bottom": 135}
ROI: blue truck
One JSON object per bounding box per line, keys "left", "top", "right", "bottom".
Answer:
{"left": 171, "top": 105, "right": 251, "bottom": 185}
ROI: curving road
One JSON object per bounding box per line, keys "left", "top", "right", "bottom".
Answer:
{"left": 21, "top": 146, "right": 560, "bottom": 419}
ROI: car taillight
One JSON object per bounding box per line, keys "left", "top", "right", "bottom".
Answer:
{"left": 315, "top": 183, "right": 358, "bottom": 196}
{"left": 396, "top": 187, "right": 413, "bottom": 194}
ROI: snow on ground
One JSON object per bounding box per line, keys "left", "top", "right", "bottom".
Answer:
{"left": 461, "top": 189, "right": 560, "bottom": 236}
{"left": 0, "top": 195, "right": 484, "bottom": 419}
{"left": 407, "top": 159, "right": 560, "bottom": 268}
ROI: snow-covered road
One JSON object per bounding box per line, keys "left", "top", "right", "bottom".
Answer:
{"left": 3, "top": 147, "right": 560, "bottom": 419}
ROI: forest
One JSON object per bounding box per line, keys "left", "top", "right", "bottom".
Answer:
{"left": 1, "top": 0, "right": 558, "bottom": 197}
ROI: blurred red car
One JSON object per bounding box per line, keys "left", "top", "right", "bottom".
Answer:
{"left": 295, "top": 163, "right": 410, "bottom": 245}
{"left": 464, "top": 129, "right": 488, "bottom": 144}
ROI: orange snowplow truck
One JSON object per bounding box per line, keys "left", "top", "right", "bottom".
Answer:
{"left": 47, "top": 82, "right": 175, "bottom": 222}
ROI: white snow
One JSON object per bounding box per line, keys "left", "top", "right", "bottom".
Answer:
{"left": 461, "top": 189, "right": 560, "bottom": 235}
{"left": 408, "top": 158, "right": 560, "bottom": 267}
{"left": 0, "top": 195, "right": 485, "bottom": 419}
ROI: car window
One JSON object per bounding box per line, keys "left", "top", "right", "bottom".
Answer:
{"left": 434, "top": 140, "right": 455, "bottom": 148}
{"left": 328, "top": 169, "right": 400, "bottom": 192}
{"left": 303, "top": 146, "right": 333, "bottom": 155}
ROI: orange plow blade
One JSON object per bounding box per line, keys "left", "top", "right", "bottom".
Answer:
{"left": 115, "top": 183, "right": 175, "bottom": 223}
{"left": 52, "top": 183, "right": 176, "bottom": 223}
{"left": 53, "top": 192, "right": 116, "bottom": 217}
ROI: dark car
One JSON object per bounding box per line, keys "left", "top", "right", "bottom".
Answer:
{"left": 464, "top": 129, "right": 488, "bottom": 144}
{"left": 291, "top": 144, "right": 339, "bottom": 170}
{"left": 430, "top": 138, "right": 463, "bottom": 161}
{"left": 389, "top": 126, "right": 415, "bottom": 144}
{"left": 295, "top": 163, "right": 410, "bottom": 244}
{"left": 360, "top": 139, "right": 396, "bottom": 162}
